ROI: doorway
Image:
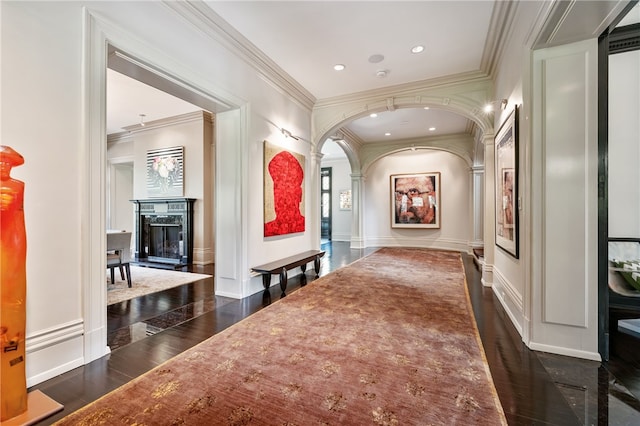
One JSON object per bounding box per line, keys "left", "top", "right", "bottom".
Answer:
{"left": 598, "top": 4, "right": 640, "bottom": 400}
{"left": 321, "top": 167, "right": 332, "bottom": 241}
{"left": 103, "top": 45, "right": 222, "bottom": 350}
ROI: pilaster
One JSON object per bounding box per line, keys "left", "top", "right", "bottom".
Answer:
{"left": 350, "top": 173, "right": 365, "bottom": 249}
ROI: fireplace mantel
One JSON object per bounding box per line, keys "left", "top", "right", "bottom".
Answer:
{"left": 131, "top": 198, "right": 196, "bottom": 267}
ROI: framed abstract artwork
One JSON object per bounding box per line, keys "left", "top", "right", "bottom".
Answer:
{"left": 339, "top": 189, "right": 352, "bottom": 210}
{"left": 263, "top": 141, "right": 306, "bottom": 237}
{"left": 494, "top": 106, "right": 519, "bottom": 258}
{"left": 390, "top": 172, "right": 440, "bottom": 228}
{"left": 146, "top": 146, "right": 184, "bottom": 197}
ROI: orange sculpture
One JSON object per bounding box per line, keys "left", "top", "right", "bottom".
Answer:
{"left": 0, "top": 146, "right": 27, "bottom": 421}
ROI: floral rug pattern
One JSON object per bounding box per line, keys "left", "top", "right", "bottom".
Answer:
{"left": 61, "top": 248, "right": 506, "bottom": 425}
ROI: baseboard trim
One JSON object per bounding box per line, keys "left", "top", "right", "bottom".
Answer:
{"left": 528, "top": 341, "right": 601, "bottom": 362}
{"left": 27, "top": 356, "right": 85, "bottom": 388}
{"left": 363, "top": 236, "right": 469, "bottom": 252}
{"left": 25, "top": 319, "right": 87, "bottom": 386}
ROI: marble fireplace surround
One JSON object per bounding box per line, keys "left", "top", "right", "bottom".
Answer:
{"left": 132, "top": 198, "right": 195, "bottom": 267}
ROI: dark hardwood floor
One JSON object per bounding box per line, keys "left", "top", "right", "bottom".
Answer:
{"left": 30, "top": 242, "right": 640, "bottom": 425}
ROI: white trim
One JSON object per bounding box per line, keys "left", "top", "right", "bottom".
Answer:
{"left": 481, "top": 262, "right": 494, "bottom": 288}
{"left": 82, "top": 7, "right": 109, "bottom": 364}
{"left": 493, "top": 267, "right": 524, "bottom": 312}
{"left": 492, "top": 277, "right": 524, "bottom": 337}
{"left": 27, "top": 356, "right": 85, "bottom": 388}
{"left": 26, "top": 319, "right": 84, "bottom": 354}
{"left": 162, "top": 1, "right": 315, "bottom": 111}
{"left": 528, "top": 342, "right": 601, "bottom": 362}
{"left": 25, "top": 320, "right": 87, "bottom": 386}
{"left": 363, "top": 236, "right": 469, "bottom": 253}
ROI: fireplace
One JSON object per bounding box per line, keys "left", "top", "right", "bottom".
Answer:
{"left": 132, "top": 198, "right": 195, "bottom": 267}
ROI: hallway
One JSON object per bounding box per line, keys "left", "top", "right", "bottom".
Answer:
{"left": 31, "top": 243, "right": 640, "bottom": 424}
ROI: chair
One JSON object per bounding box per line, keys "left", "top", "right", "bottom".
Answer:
{"left": 107, "top": 231, "right": 132, "bottom": 288}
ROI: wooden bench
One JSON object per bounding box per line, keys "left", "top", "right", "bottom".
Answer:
{"left": 252, "top": 250, "right": 325, "bottom": 296}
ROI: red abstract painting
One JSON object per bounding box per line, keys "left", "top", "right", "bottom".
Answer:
{"left": 264, "top": 142, "right": 305, "bottom": 237}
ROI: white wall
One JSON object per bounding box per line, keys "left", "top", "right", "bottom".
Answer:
{"left": 1, "top": 1, "right": 314, "bottom": 385}
{"left": 488, "top": 1, "right": 603, "bottom": 360}
{"left": 108, "top": 112, "right": 214, "bottom": 265}
{"left": 609, "top": 49, "right": 640, "bottom": 238}
{"left": 364, "top": 150, "right": 471, "bottom": 251}
{"left": 489, "top": 0, "right": 541, "bottom": 338}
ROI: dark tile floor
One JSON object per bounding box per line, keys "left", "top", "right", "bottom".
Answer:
{"left": 29, "top": 242, "right": 640, "bottom": 425}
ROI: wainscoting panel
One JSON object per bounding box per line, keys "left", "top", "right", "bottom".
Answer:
{"left": 493, "top": 267, "right": 525, "bottom": 337}
{"left": 531, "top": 38, "right": 599, "bottom": 359}
{"left": 541, "top": 50, "right": 592, "bottom": 328}
{"left": 26, "top": 320, "right": 85, "bottom": 386}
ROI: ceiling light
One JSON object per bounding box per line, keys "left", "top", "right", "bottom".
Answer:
{"left": 385, "top": 132, "right": 391, "bottom": 136}
{"left": 139, "top": 114, "right": 146, "bottom": 126}
{"left": 370, "top": 113, "right": 378, "bottom": 118}
{"left": 376, "top": 70, "right": 388, "bottom": 78}
{"left": 424, "top": 107, "right": 430, "bottom": 110}
{"left": 333, "top": 64, "right": 346, "bottom": 71}
{"left": 429, "top": 127, "right": 436, "bottom": 131}
{"left": 411, "top": 45, "right": 425, "bottom": 54}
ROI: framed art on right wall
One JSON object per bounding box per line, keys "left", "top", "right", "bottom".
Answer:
{"left": 495, "top": 106, "right": 519, "bottom": 258}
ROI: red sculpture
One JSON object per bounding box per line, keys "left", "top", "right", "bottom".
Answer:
{"left": 0, "top": 146, "right": 27, "bottom": 420}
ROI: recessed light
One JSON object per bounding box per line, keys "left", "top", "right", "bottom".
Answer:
{"left": 424, "top": 107, "right": 430, "bottom": 110}
{"left": 385, "top": 132, "right": 391, "bottom": 136}
{"left": 429, "top": 127, "right": 436, "bottom": 131}
{"left": 411, "top": 45, "right": 425, "bottom": 54}
{"left": 368, "top": 54, "right": 385, "bottom": 64}
{"left": 333, "top": 64, "right": 346, "bottom": 71}
{"left": 370, "top": 113, "right": 378, "bottom": 118}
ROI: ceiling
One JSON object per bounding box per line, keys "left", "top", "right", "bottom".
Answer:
{"left": 107, "top": 1, "right": 640, "bottom": 158}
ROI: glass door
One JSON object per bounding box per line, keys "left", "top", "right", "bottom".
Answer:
{"left": 321, "top": 167, "right": 332, "bottom": 240}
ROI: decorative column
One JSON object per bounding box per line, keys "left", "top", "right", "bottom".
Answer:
{"left": 0, "top": 146, "right": 27, "bottom": 420}
{"left": 483, "top": 134, "right": 495, "bottom": 287}
{"left": 472, "top": 165, "right": 484, "bottom": 246}
{"left": 310, "top": 151, "right": 323, "bottom": 249}
{"left": 350, "top": 172, "right": 365, "bottom": 249}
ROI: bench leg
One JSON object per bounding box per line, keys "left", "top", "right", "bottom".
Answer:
{"left": 261, "top": 274, "right": 272, "bottom": 290}
{"left": 314, "top": 255, "right": 321, "bottom": 277}
{"left": 279, "top": 267, "right": 288, "bottom": 297}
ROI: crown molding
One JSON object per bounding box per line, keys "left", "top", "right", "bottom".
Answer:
{"left": 610, "top": 22, "right": 640, "bottom": 53}
{"left": 481, "top": 0, "right": 519, "bottom": 79}
{"left": 313, "top": 70, "right": 491, "bottom": 109}
{"left": 162, "top": 0, "right": 316, "bottom": 111}
{"left": 108, "top": 111, "right": 210, "bottom": 143}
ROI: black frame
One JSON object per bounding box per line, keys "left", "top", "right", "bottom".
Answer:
{"left": 494, "top": 106, "right": 519, "bottom": 258}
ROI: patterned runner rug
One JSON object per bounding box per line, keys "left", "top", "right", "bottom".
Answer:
{"left": 61, "top": 247, "right": 506, "bottom": 425}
